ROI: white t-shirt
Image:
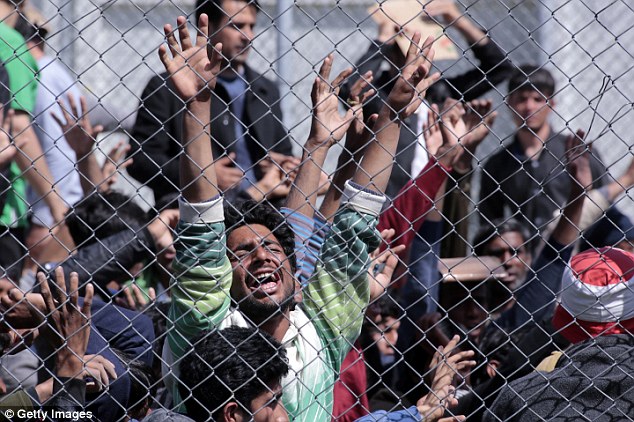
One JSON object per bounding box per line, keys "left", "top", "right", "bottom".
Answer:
{"left": 29, "top": 55, "right": 83, "bottom": 227}
{"left": 410, "top": 102, "right": 430, "bottom": 178}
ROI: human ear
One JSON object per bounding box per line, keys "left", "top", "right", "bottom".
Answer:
{"left": 223, "top": 402, "right": 243, "bottom": 422}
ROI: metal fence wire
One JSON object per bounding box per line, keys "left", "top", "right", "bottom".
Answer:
{"left": 0, "top": 0, "right": 633, "bottom": 420}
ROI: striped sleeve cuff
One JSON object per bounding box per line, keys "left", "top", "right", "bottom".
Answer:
{"left": 179, "top": 194, "right": 224, "bottom": 224}
{"left": 342, "top": 180, "right": 386, "bottom": 216}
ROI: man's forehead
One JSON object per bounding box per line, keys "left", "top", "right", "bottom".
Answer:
{"left": 486, "top": 231, "right": 526, "bottom": 247}
{"left": 227, "top": 223, "right": 280, "bottom": 245}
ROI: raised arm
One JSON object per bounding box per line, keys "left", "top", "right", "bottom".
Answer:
{"left": 319, "top": 72, "right": 375, "bottom": 221}
{"left": 158, "top": 14, "right": 222, "bottom": 201}
{"left": 376, "top": 99, "right": 465, "bottom": 253}
{"left": 353, "top": 32, "right": 440, "bottom": 193}
{"left": 549, "top": 130, "right": 591, "bottom": 246}
{"left": 52, "top": 94, "right": 105, "bottom": 195}
{"left": 285, "top": 55, "right": 371, "bottom": 218}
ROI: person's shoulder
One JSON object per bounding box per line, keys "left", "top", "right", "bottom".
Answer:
{"left": 489, "top": 370, "right": 547, "bottom": 418}
{"left": 0, "top": 22, "right": 26, "bottom": 46}
{"left": 0, "top": 23, "right": 35, "bottom": 66}
{"left": 37, "top": 55, "right": 74, "bottom": 82}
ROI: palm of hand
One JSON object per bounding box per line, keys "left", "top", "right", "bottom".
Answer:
{"left": 168, "top": 47, "right": 216, "bottom": 102}
{"left": 313, "top": 96, "right": 349, "bottom": 146}
{"left": 387, "top": 34, "right": 437, "bottom": 118}
{"left": 66, "top": 125, "right": 94, "bottom": 156}
{"left": 425, "top": 128, "right": 443, "bottom": 156}
{"left": 308, "top": 56, "right": 354, "bottom": 147}
{"left": 159, "top": 15, "right": 222, "bottom": 103}
{"left": 440, "top": 118, "right": 466, "bottom": 150}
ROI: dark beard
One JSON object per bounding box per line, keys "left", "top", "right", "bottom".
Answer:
{"left": 237, "top": 282, "right": 296, "bottom": 324}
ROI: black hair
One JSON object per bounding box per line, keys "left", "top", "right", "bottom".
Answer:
{"left": 112, "top": 350, "right": 156, "bottom": 420}
{"left": 65, "top": 191, "right": 150, "bottom": 247}
{"left": 473, "top": 218, "right": 531, "bottom": 256}
{"left": 369, "top": 295, "right": 403, "bottom": 321}
{"left": 195, "top": 0, "right": 259, "bottom": 28}
{"left": 508, "top": 64, "right": 556, "bottom": 98}
{"left": 179, "top": 326, "right": 289, "bottom": 421}
{"left": 13, "top": 11, "right": 48, "bottom": 44}
{"left": 224, "top": 200, "right": 297, "bottom": 273}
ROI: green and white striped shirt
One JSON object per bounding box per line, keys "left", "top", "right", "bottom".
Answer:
{"left": 164, "top": 181, "right": 384, "bottom": 421}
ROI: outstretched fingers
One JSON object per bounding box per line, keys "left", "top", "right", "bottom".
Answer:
{"left": 82, "top": 282, "right": 94, "bottom": 320}
{"left": 209, "top": 41, "right": 223, "bottom": 72}
{"left": 177, "top": 16, "right": 193, "bottom": 51}
{"left": 314, "top": 55, "right": 334, "bottom": 100}
{"left": 405, "top": 31, "right": 423, "bottom": 67}
{"left": 331, "top": 67, "right": 353, "bottom": 96}
{"left": 38, "top": 272, "right": 56, "bottom": 316}
{"left": 349, "top": 70, "right": 373, "bottom": 99}
{"left": 163, "top": 23, "right": 180, "bottom": 58}
{"left": 196, "top": 13, "right": 209, "bottom": 46}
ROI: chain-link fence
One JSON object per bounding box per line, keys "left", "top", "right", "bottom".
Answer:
{"left": 0, "top": 0, "right": 633, "bottom": 420}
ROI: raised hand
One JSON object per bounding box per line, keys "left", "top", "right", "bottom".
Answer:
{"left": 308, "top": 55, "right": 367, "bottom": 149}
{"left": 368, "top": 229, "right": 406, "bottom": 300}
{"left": 436, "top": 99, "right": 467, "bottom": 168}
{"left": 387, "top": 32, "right": 440, "bottom": 119}
{"left": 463, "top": 99, "right": 496, "bottom": 148}
{"left": 417, "top": 335, "right": 475, "bottom": 421}
{"left": 101, "top": 141, "right": 133, "bottom": 192}
{"left": 51, "top": 94, "right": 103, "bottom": 159}
{"left": 116, "top": 284, "right": 156, "bottom": 312}
{"left": 39, "top": 268, "right": 94, "bottom": 379}
{"left": 83, "top": 354, "right": 118, "bottom": 393}
{"left": 215, "top": 153, "right": 244, "bottom": 192}
{"left": 565, "top": 129, "right": 592, "bottom": 192}
{"left": 423, "top": 104, "right": 442, "bottom": 158}
{"left": 247, "top": 164, "right": 292, "bottom": 201}
{"left": 158, "top": 14, "right": 223, "bottom": 103}
{"left": 344, "top": 71, "right": 376, "bottom": 154}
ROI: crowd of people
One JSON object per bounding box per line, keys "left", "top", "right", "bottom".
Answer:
{"left": 0, "top": 0, "right": 633, "bottom": 420}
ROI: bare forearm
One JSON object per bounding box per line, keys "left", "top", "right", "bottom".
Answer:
{"left": 605, "top": 173, "right": 634, "bottom": 202}
{"left": 76, "top": 154, "right": 103, "bottom": 194}
{"left": 180, "top": 101, "right": 217, "bottom": 202}
{"left": 13, "top": 123, "right": 66, "bottom": 214}
{"left": 320, "top": 150, "right": 360, "bottom": 221}
{"left": 35, "top": 378, "right": 55, "bottom": 402}
{"left": 285, "top": 142, "right": 328, "bottom": 218}
{"left": 426, "top": 179, "right": 448, "bottom": 222}
{"left": 551, "top": 186, "right": 585, "bottom": 245}
{"left": 352, "top": 109, "right": 400, "bottom": 193}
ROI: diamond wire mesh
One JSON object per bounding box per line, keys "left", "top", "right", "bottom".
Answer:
{"left": 0, "top": 0, "right": 632, "bottom": 421}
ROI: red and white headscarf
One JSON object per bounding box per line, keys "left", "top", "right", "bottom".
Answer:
{"left": 552, "top": 247, "right": 634, "bottom": 343}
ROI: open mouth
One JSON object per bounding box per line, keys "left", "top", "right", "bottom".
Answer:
{"left": 248, "top": 270, "right": 281, "bottom": 296}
